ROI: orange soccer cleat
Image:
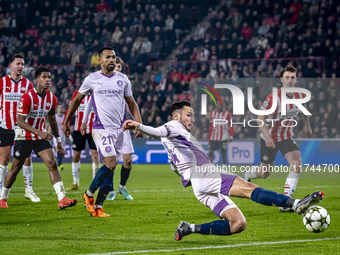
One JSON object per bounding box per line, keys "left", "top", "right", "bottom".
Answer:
{"left": 91, "top": 207, "right": 110, "bottom": 217}
{"left": 58, "top": 197, "right": 77, "bottom": 209}
{"left": 0, "top": 199, "right": 8, "bottom": 208}
{"left": 83, "top": 192, "right": 95, "bottom": 214}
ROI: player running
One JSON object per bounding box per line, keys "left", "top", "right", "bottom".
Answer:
{"left": 208, "top": 103, "right": 233, "bottom": 166}
{"left": 243, "top": 65, "right": 313, "bottom": 212}
{"left": 81, "top": 56, "right": 134, "bottom": 200}
{"left": 62, "top": 47, "right": 142, "bottom": 217}
{"left": 123, "top": 100, "right": 323, "bottom": 241}
{"left": 0, "top": 54, "right": 39, "bottom": 202}
{"left": 63, "top": 89, "right": 100, "bottom": 190}
{"left": 0, "top": 68, "right": 77, "bottom": 209}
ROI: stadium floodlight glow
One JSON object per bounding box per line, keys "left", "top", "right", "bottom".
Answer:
{"left": 201, "top": 85, "right": 312, "bottom": 116}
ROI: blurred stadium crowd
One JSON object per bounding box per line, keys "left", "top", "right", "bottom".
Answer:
{"left": 0, "top": 0, "right": 339, "bottom": 139}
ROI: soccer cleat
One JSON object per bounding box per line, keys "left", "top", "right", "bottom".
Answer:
{"left": 117, "top": 187, "right": 133, "bottom": 200}
{"left": 174, "top": 221, "right": 192, "bottom": 241}
{"left": 295, "top": 191, "right": 324, "bottom": 215}
{"left": 106, "top": 191, "right": 116, "bottom": 200}
{"left": 58, "top": 197, "right": 77, "bottom": 209}
{"left": 66, "top": 184, "right": 80, "bottom": 190}
{"left": 83, "top": 192, "right": 95, "bottom": 213}
{"left": 25, "top": 191, "right": 41, "bottom": 202}
{"left": 279, "top": 207, "right": 294, "bottom": 212}
{"left": 58, "top": 164, "right": 64, "bottom": 171}
{"left": 0, "top": 199, "right": 8, "bottom": 208}
{"left": 91, "top": 207, "right": 110, "bottom": 217}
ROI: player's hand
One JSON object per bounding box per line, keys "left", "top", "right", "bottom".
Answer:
{"left": 306, "top": 126, "right": 313, "bottom": 138}
{"left": 228, "top": 137, "right": 233, "bottom": 143}
{"left": 265, "top": 136, "right": 275, "bottom": 149}
{"left": 123, "top": 120, "right": 139, "bottom": 131}
{"left": 80, "top": 123, "right": 86, "bottom": 136}
{"left": 56, "top": 142, "right": 65, "bottom": 158}
{"left": 39, "top": 131, "right": 53, "bottom": 141}
{"left": 62, "top": 123, "right": 71, "bottom": 138}
{"left": 134, "top": 130, "right": 141, "bottom": 139}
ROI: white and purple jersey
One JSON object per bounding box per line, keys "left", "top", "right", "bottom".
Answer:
{"left": 78, "top": 71, "right": 132, "bottom": 130}
{"left": 137, "top": 120, "right": 210, "bottom": 187}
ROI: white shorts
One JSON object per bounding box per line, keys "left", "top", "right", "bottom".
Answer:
{"left": 122, "top": 130, "right": 135, "bottom": 155}
{"left": 92, "top": 128, "right": 124, "bottom": 160}
{"left": 191, "top": 164, "right": 238, "bottom": 218}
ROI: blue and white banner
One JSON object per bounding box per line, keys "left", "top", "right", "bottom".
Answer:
{"left": 28, "top": 139, "right": 340, "bottom": 165}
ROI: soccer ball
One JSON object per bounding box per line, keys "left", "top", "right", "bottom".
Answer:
{"left": 303, "top": 206, "right": 330, "bottom": 233}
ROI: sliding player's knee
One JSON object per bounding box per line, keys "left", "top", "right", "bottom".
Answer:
{"left": 105, "top": 160, "right": 117, "bottom": 171}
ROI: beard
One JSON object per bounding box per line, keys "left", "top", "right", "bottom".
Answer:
{"left": 106, "top": 63, "right": 115, "bottom": 72}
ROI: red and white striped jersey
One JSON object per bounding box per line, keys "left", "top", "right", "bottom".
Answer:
{"left": 209, "top": 110, "right": 234, "bottom": 141}
{"left": 16, "top": 88, "right": 57, "bottom": 140}
{"left": 0, "top": 75, "right": 33, "bottom": 130}
{"left": 261, "top": 88, "right": 303, "bottom": 142}
{"left": 63, "top": 91, "right": 95, "bottom": 133}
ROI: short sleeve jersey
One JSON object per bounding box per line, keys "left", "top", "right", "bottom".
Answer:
{"left": 78, "top": 71, "right": 132, "bottom": 129}
{"left": 16, "top": 88, "right": 57, "bottom": 140}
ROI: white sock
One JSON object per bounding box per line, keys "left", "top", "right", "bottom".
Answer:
{"left": 0, "top": 164, "right": 8, "bottom": 192}
{"left": 53, "top": 181, "right": 65, "bottom": 201}
{"left": 72, "top": 162, "right": 80, "bottom": 185}
{"left": 118, "top": 184, "right": 125, "bottom": 190}
{"left": 94, "top": 204, "right": 102, "bottom": 209}
{"left": 92, "top": 163, "right": 101, "bottom": 179}
{"left": 86, "top": 190, "right": 94, "bottom": 197}
{"left": 284, "top": 171, "right": 300, "bottom": 197}
{"left": 244, "top": 166, "right": 258, "bottom": 179}
{"left": 1, "top": 187, "right": 11, "bottom": 200}
{"left": 23, "top": 164, "right": 33, "bottom": 193}
{"left": 189, "top": 224, "right": 195, "bottom": 232}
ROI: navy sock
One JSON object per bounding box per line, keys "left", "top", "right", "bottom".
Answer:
{"left": 195, "top": 220, "right": 231, "bottom": 235}
{"left": 250, "top": 187, "right": 295, "bottom": 208}
{"left": 120, "top": 166, "right": 131, "bottom": 186}
{"left": 57, "top": 152, "right": 62, "bottom": 166}
{"left": 96, "top": 172, "right": 114, "bottom": 206}
{"left": 88, "top": 165, "right": 112, "bottom": 194}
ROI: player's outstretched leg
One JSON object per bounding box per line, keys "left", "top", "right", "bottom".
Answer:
{"left": 230, "top": 177, "right": 324, "bottom": 215}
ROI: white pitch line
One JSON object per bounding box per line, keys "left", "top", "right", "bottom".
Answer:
{"left": 80, "top": 237, "right": 340, "bottom": 255}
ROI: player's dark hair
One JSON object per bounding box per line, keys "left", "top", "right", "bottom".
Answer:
{"left": 35, "top": 67, "right": 51, "bottom": 78}
{"left": 9, "top": 54, "right": 24, "bottom": 64}
{"left": 99, "top": 46, "right": 115, "bottom": 57}
{"left": 115, "top": 56, "right": 124, "bottom": 65}
{"left": 170, "top": 100, "right": 191, "bottom": 116}
{"left": 280, "top": 65, "right": 297, "bottom": 77}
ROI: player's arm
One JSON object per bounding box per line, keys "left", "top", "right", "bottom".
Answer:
{"left": 62, "top": 92, "right": 86, "bottom": 137}
{"left": 125, "top": 95, "right": 142, "bottom": 138}
{"left": 123, "top": 120, "right": 170, "bottom": 138}
{"left": 47, "top": 111, "right": 65, "bottom": 158}
{"left": 17, "top": 114, "right": 53, "bottom": 140}
{"left": 300, "top": 103, "right": 312, "bottom": 138}
{"left": 80, "top": 98, "right": 92, "bottom": 135}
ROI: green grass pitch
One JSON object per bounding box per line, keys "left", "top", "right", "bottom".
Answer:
{"left": 0, "top": 163, "right": 339, "bottom": 255}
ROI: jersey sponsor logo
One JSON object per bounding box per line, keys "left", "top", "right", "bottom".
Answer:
{"left": 4, "top": 93, "right": 23, "bottom": 101}
{"left": 29, "top": 111, "right": 48, "bottom": 118}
